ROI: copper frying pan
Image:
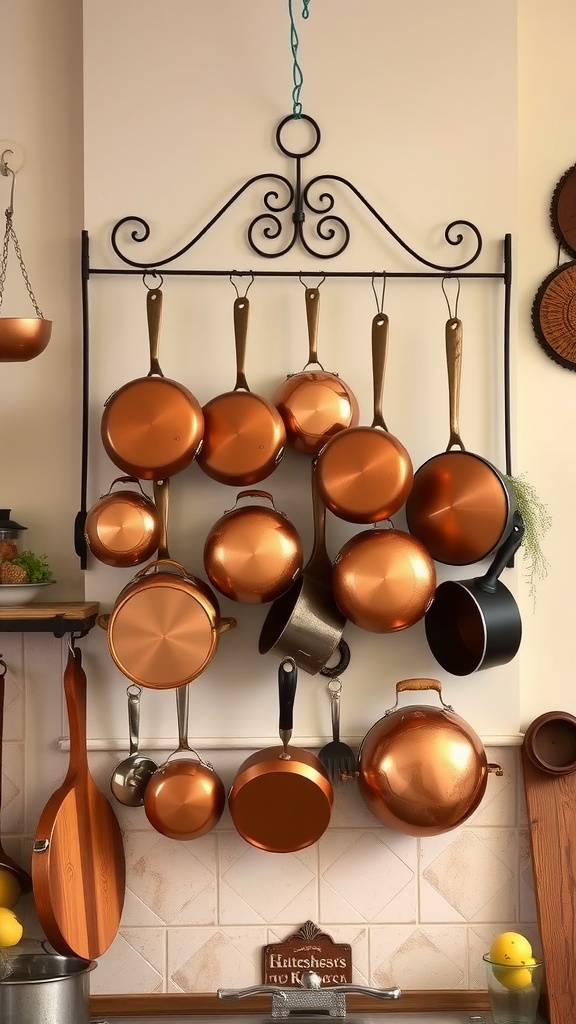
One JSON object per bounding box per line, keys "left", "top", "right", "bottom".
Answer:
{"left": 405, "top": 313, "right": 515, "bottom": 564}
{"left": 144, "top": 683, "right": 225, "bottom": 839}
{"left": 273, "top": 287, "right": 359, "bottom": 454}
{"left": 102, "top": 479, "right": 236, "bottom": 688}
{"left": 332, "top": 522, "right": 436, "bottom": 633}
{"left": 84, "top": 476, "right": 160, "bottom": 567}
{"left": 197, "top": 296, "right": 286, "bottom": 485}
{"left": 101, "top": 286, "right": 204, "bottom": 480}
{"left": 228, "top": 658, "right": 333, "bottom": 852}
{"left": 315, "top": 313, "right": 414, "bottom": 523}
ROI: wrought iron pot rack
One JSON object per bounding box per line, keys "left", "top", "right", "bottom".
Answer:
{"left": 76, "top": 112, "right": 512, "bottom": 567}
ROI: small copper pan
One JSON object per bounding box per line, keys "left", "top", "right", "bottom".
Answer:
{"left": 144, "top": 683, "right": 225, "bottom": 839}
{"left": 332, "top": 522, "right": 436, "bottom": 633}
{"left": 228, "top": 658, "right": 333, "bottom": 853}
{"left": 84, "top": 476, "right": 160, "bottom": 567}
{"left": 315, "top": 313, "right": 414, "bottom": 523}
{"left": 405, "top": 313, "right": 515, "bottom": 565}
{"left": 204, "top": 490, "right": 303, "bottom": 604}
{"left": 101, "top": 286, "right": 204, "bottom": 480}
{"left": 273, "top": 287, "right": 359, "bottom": 454}
{"left": 197, "top": 296, "right": 286, "bottom": 485}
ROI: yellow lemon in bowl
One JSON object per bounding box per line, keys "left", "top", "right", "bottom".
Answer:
{"left": 0, "top": 907, "right": 23, "bottom": 947}
{"left": 0, "top": 868, "right": 22, "bottom": 910}
{"left": 489, "top": 931, "right": 533, "bottom": 965}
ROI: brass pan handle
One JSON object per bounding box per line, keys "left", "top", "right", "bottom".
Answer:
{"left": 445, "top": 316, "right": 465, "bottom": 451}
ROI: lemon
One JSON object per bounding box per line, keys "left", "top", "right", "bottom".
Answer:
{"left": 489, "top": 931, "right": 533, "bottom": 966}
{"left": 0, "top": 907, "right": 23, "bottom": 947}
{"left": 0, "top": 868, "right": 22, "bottom": 910}
{"left": 493, "top": 958, "right": 537, "bottom": 990}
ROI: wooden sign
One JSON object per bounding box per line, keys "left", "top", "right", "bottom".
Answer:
{"left": 262, "top": 920, "right": 352, "bottom": 987}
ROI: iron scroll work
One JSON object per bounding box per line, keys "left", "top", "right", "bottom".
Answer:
{"left": 77, "top": 113, "right": 512, "bottom": 566}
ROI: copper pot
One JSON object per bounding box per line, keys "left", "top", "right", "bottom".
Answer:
{"left": 273, "top": 287, "right": 359, "bottom": 455}
{"left": 101, "top": 287, "right": 204, "bottom": 480}
{"left": 332, "top": 523, "right": 436, "bottom": 633}
{"left": 204, "top": 490, "right": 303, "bottom": 604}
{"left": 228, "top": 658, "right": 333, "bottom": 853}
{"left": 197, "top": 296, "right": 286, "bottom": 485}
{"left": 84, "top": 476, "right": 160, "bottom": 567}
{"left": 357, "top": 678, "right": 502, "bottom": 836}
{"left": 315, "top": 313, "right": 413, "bottom": 523}
{"left": 405, "top": 315, "right": 515, "bottom": 564}
{"left": 144, "top": 683, "right": 225, "bottom": 839}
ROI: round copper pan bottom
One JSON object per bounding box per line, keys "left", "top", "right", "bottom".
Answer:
{"left": 333, "top": 529, "right": 436, "bottom": 633}
{"left": 144, "top": 761, "right": 225, "bottom": 839}
{"left": 315, "top": 427, "right": 414, "bottom": 524}
{"left": 274, "top": 373, "right": 359, "bottom": 455}
{"left": 405, "top": 451, "right": 511, "bottom": 564}
{"left": 198, "top": 393, "right": 286, "bottom": 485}
{"left": 86, "top": 493, "right": 160, "bottom": 566}
{"left": 101, "top": 377, "right": 204, "bottom": 479}
{"left": 108, "top": 583, "right": 216, "bottom": 687}
{"left": 229, "top": 749, "right": 333, "bottom": 852}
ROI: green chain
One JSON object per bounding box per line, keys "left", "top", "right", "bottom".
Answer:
{"left": 288, "top": 0, "right": 312, "bottom": 117}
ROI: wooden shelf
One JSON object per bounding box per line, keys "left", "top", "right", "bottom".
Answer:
{"left": 0, "top": 602, "right": 99, "bottom": 636}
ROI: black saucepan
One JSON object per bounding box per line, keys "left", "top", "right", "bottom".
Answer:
{"left": 424, "top": 511, "right": 525, "bottom": 675}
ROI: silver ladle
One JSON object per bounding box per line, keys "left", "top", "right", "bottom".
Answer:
{"left": 110, "top": 684, "right": 157, "bottom": 806}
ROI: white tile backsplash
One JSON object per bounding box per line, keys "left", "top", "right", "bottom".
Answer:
{"left": 2, "top": 637, "right": 539, "bottom": 997}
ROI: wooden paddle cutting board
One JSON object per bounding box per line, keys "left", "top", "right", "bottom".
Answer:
{"left": 521, "top": 744, "right": 576, "bottom": 1024}
{"left": 32, "top": 644, "right": 126, "bottom": 959}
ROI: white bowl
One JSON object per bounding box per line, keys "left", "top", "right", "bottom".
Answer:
{"left": 0, "top": 582, "right": 55, "bottom": 606}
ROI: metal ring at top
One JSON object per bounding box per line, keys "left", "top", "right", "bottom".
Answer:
{"left": 143, "top": 270, "right": 164, "bottom": 291}
{"left": 276, "top": 114, "right": 321, "bottom": 160}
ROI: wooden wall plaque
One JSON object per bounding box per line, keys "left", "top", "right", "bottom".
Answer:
{"left": 262, "top": 921, "right": 352, "bottom": 987}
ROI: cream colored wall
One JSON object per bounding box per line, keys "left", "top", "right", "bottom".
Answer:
{"left": 0, "top": 0, "right": 572, "bottom": 999}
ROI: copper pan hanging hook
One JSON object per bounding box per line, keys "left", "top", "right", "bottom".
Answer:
{"left": 142, "top": 269, "right": 164, "bottom": 291}
{"left": 441, "top": 274, "right": 461, "bottom": 320}
{"left": 0, "top": 151, "right": 16, "bottom": 212}
{"left": 230, "top": 271, "right": 254, "bottom": 299}
{"left": 371, "top": 271, "right": 387, "bottom": 314}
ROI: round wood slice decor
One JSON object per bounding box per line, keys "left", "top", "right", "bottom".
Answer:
{"left": 532, "top": 261, "right": 576, "bottom": 369}
{"left": 551, "top": 163, "right": 576, "bottom": 258}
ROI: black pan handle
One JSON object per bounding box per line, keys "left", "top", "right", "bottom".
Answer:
{"left": 278, "top": 657, "right": 297, "bottom": 748}
{"left": 477, "top": 511, "right": 525, "bottom": 593}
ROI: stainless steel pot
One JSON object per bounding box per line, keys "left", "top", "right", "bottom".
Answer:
{"left": 0, "top": 950, "right": 96, "bottom": 1024}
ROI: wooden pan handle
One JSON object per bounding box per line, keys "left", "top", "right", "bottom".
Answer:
{"left": 146, "top": 288, "right": 164, "bottom": 377}
{"left": 233, "top": 297, "right": 250, "bottom": 392}
{"left": 64, "top": 645, "right": 89, "bottom": 779}
{"left": 305, "top": 287, "right": 321, "bottom": 366}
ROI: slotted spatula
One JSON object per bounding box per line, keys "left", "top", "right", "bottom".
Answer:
{"left": 318, "top": 677, "right": 355, "bottom": 783}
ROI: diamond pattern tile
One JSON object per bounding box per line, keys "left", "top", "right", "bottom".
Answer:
{"left": 421, "top": 829, "right": 516, "bottom": 921}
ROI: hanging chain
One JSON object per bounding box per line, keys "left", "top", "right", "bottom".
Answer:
{"left": 0, "top": 159, "right": 44, "bottom": 317}
{"left": 288, "top": 0, "right": 312, "bottom": 118}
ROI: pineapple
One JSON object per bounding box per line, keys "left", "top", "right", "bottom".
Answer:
{"left": 0, "top": 563, "right": 27, "bottom": 584}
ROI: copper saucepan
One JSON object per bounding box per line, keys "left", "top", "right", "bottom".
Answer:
{"left": 144, "top": 683, "right": 225, "bottom": 839}
{"left": 102, "top": 479, "right": 236, "bottom": 688}
{"left": 203, "top": 490, "right": 303, "bottom": 604}
{"left": 228, "top": 658, "right": 333, "bottom": 852}
{"left": 332, "top": 521, "right": 436, "bottom": 633}
{"left": 273, "top": 286, "right": 359, "bottom": 455}
{"left": 197, "top": 295, "right": 286, "bottom": 485}
{"left": 84, "top": 476, "right": 161, "bottom": 567}
{"left": 315, "top": 312, "right": 414, "bottom": 524}
{"left": 357, "top": 678, "right": 503, "bottom": 836}
{"left": 101, "top": 286, "right": 204, "bottom": 480}
{"left": 258, "top": 463, "right": 347, "bottom": 675}
{"left": 405, "top": 312, "right": 515, "bottom": 564}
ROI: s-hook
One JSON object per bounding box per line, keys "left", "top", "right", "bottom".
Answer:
{"left": 441, "top": 274, "right": 461, "bottom": 320}
{"left": 230, "top": 271, "right": 254, "bottom": 299}
{"left": 371, "top": 271, "right": 387, "bottom": 314}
